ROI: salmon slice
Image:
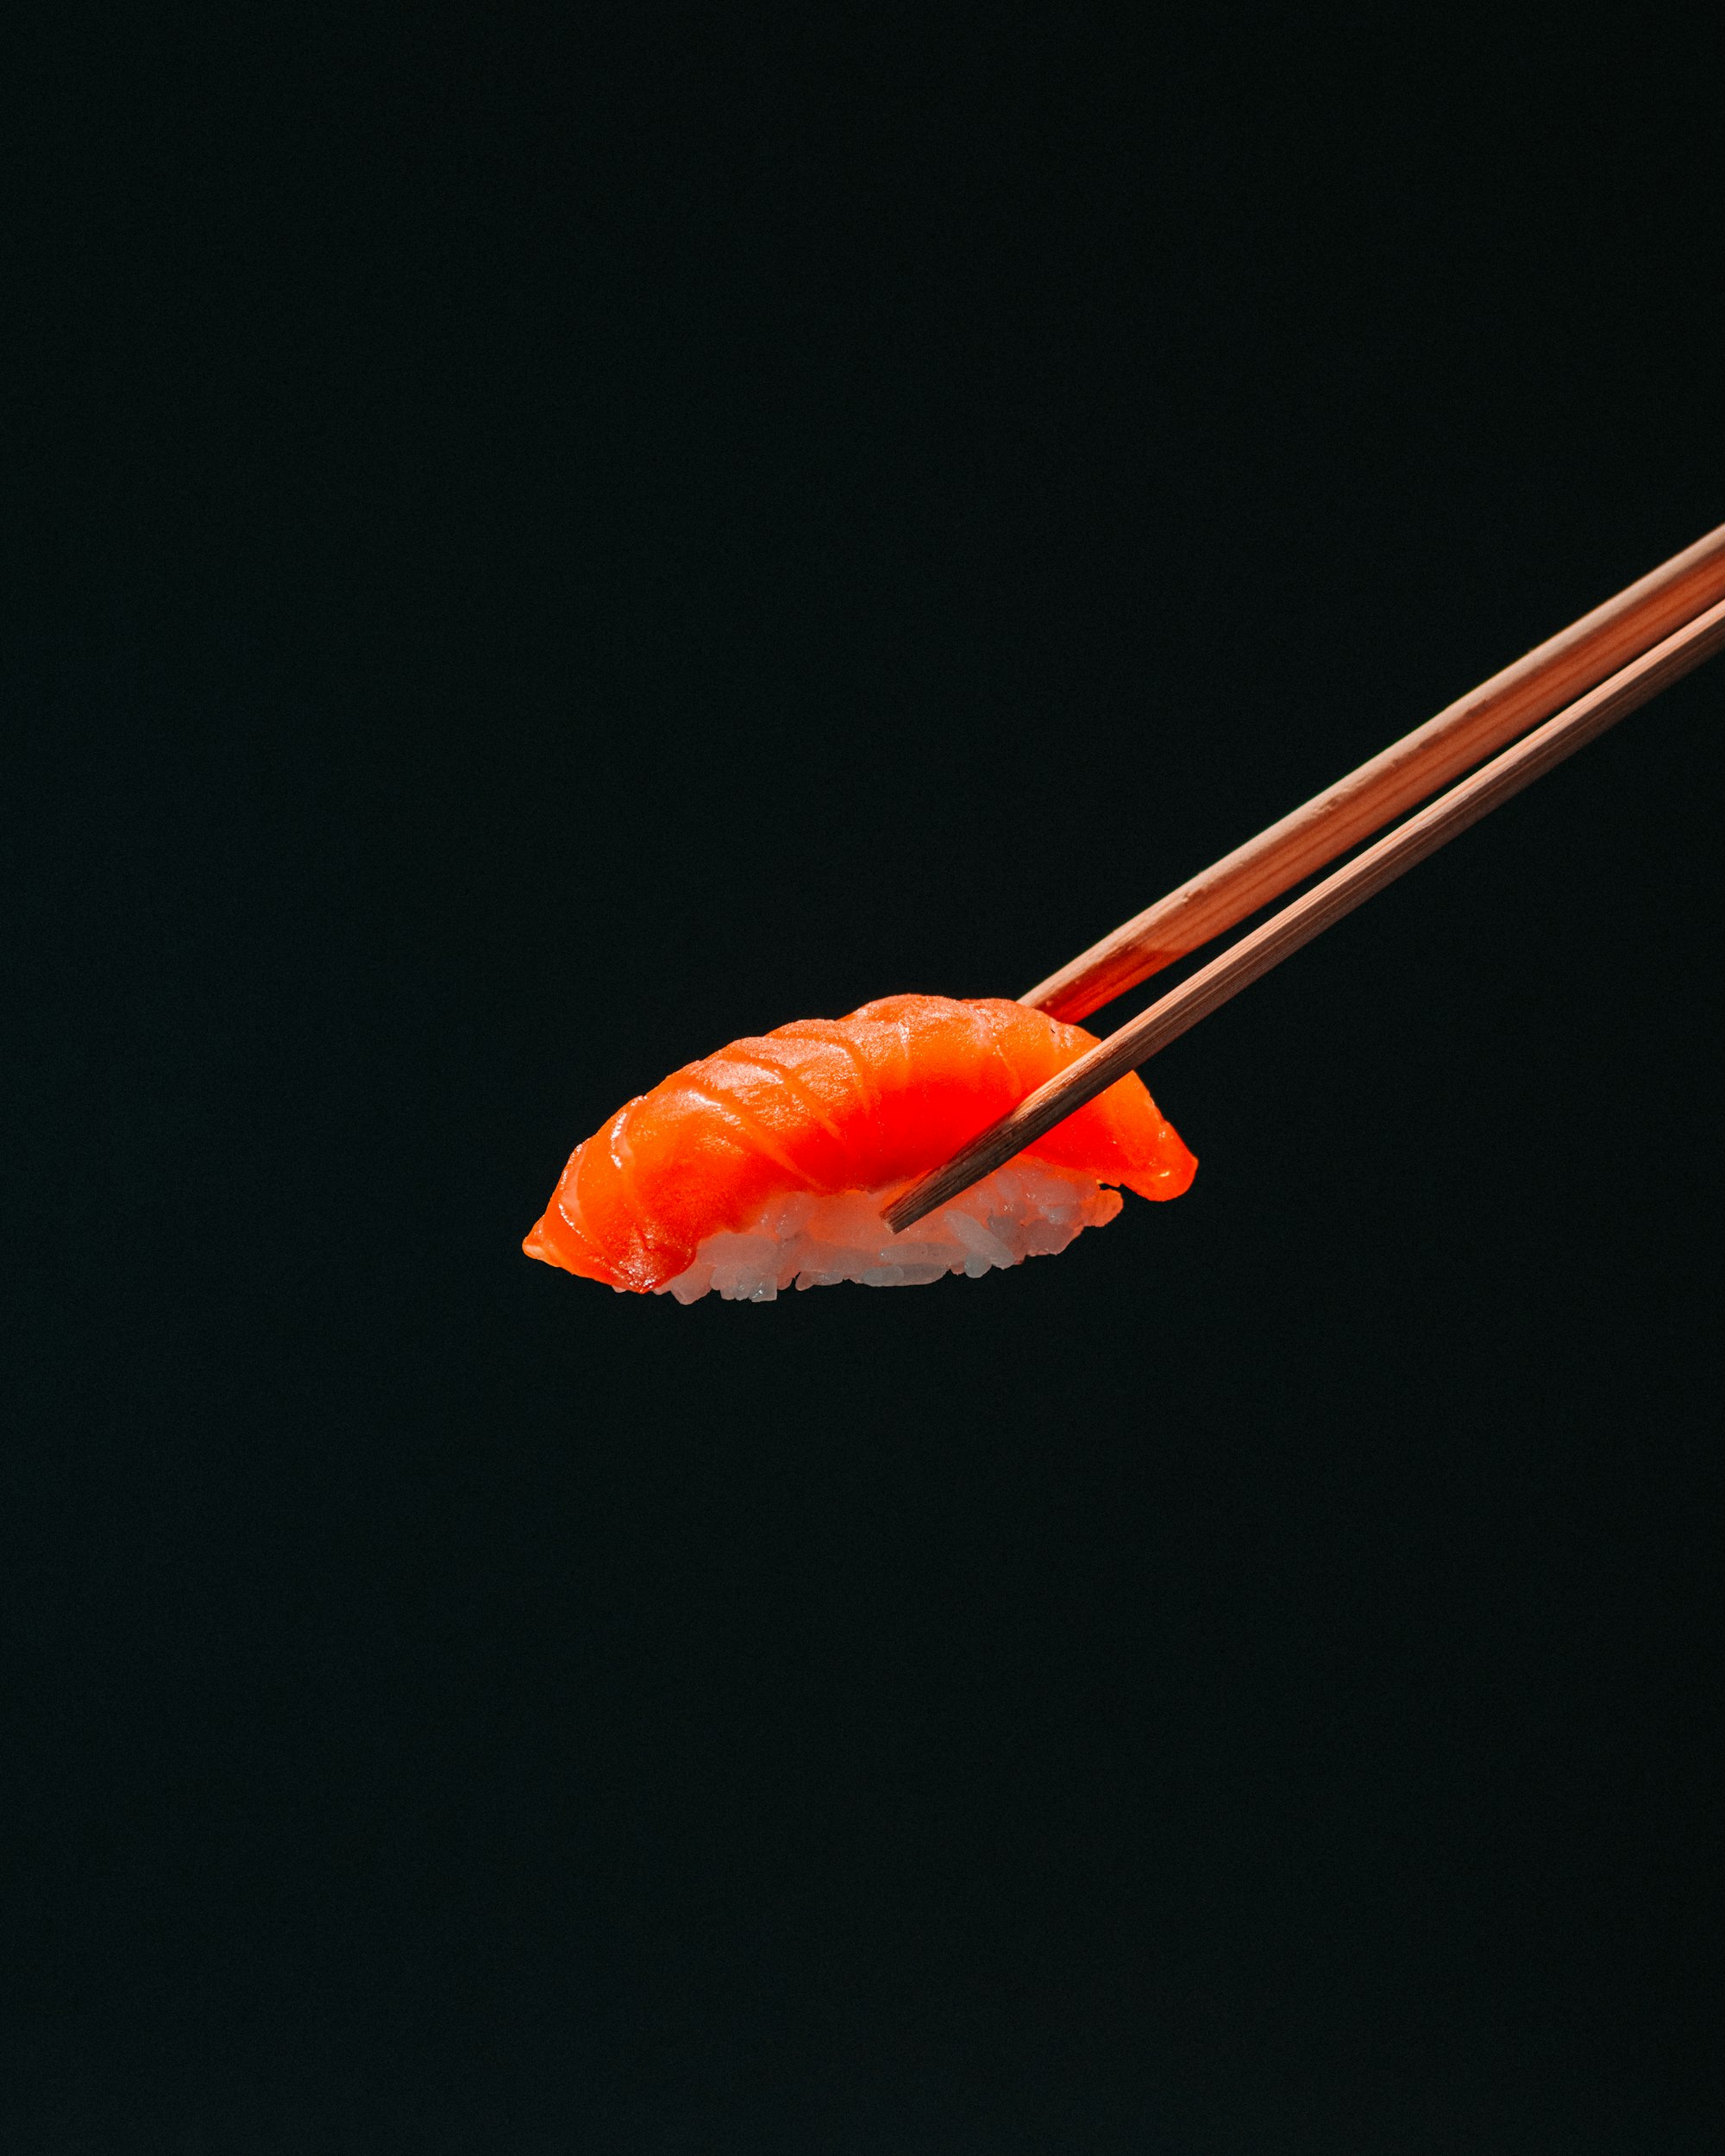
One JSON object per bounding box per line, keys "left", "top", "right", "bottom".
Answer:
{"left": 524, "top": 993, "right": 1196, "bottom": 1295}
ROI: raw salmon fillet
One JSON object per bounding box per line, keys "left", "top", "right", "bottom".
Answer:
{"left": 524, "top": 994, "right": 1195, "bottom": 1296}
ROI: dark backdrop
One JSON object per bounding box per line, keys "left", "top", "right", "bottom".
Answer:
{"left": 6, "top": 8, "right": 1722, "bottom": 2152}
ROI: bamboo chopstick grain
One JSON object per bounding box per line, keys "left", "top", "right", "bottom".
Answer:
{"left": 888, "top": 592, "right": 1725, "bottom": 1235}
{"left": 1023, "top": 523, "right": 1725, "bottom": 1024}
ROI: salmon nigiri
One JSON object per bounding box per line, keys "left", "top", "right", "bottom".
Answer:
{"left": 525, "top": 994, "right": 1195, "bottom": 1302}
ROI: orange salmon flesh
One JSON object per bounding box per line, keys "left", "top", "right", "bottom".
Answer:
{"left": 524, "top": 993, "right": 1196, "bottom": 1294}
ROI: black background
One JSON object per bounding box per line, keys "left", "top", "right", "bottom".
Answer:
{"left": 7, "top": 7, "right": 1723, "bottom": 2151}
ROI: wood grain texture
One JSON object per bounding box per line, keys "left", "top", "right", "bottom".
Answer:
{"left": 1024, "top": 523, "right": 1725, "bottom": 1023}
{"left": 889, "top": 594, "right": 1725, "bottom": 1234}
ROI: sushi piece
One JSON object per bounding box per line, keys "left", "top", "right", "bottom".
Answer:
{"left": 524, "top": 993, "right": 1195, "bottom": 1301}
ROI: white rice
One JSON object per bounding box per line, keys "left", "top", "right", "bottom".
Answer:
{"left": 654, "top": 1161, "right": 1125, "bottom": 1304}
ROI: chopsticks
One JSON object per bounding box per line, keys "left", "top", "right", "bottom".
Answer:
{"left": 1024, "top": 523, "right": 1725, "bottom": 1025}
{"left": 885, "top": 573, "right": 1725, "bottom": 1236}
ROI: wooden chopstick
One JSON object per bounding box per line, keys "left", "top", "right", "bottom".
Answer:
{"left": 886, "top": 592, "right": 1725, "bottom": 1235}
{"left": 1024, "top": 522, "right": 1725, "bottom": 1024}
